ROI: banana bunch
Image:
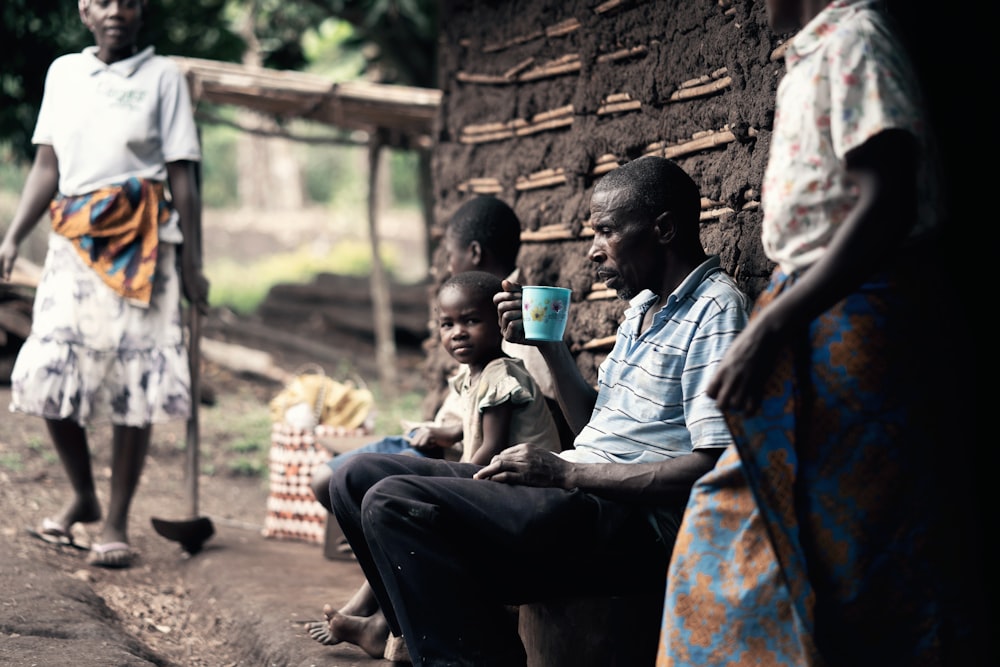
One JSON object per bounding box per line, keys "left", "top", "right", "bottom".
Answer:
{"left": 269, "top": 368, "right": 374, "bottom": 430}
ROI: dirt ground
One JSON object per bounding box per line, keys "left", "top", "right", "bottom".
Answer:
{"left": 0, "top": 202, "right": 432, "bottom": 666}
{"left": 0, "top": 342, "right": 428, "bottom": 666}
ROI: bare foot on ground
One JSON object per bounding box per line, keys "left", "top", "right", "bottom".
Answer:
{"left": 329, "top": 610, "right": 390, "bottom": 659}
{"left": 306, "top": 604, "right": 343, "bottom": 646}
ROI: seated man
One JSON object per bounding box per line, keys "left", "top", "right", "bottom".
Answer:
{"left": 328, "top": 156, "right": 750, "bottom": 666}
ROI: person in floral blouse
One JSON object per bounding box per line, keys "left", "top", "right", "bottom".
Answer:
{"left": 657, "top": 1, "right": 981, "bottom": 665}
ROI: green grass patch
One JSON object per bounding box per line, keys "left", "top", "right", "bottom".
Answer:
{"left": 371, "top": 387, "right": 425, "bottom": 435}
{"left": 0, "top": 452, "right": 24, "bottom": 472}
{"left": 206, "top": 240, "right": 399, "bottom": 315}
{"left": 228, "top": 456, "right": 268, "bottom": 477}
{"left": 27, "top": 438, "right": 58, "bottom": 464}
{"left": 229, "top": 438, "right": 262, "bottom": 454}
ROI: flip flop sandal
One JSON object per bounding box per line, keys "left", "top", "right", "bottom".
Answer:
{"left": 25, "top": 517, "right": 88, "bottom": 551}
{"left": 87, "top": 541, "right": 134, "bottom": 569}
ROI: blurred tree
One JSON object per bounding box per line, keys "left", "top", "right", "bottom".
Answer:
{"left": 251, "top": 0, "right": 438, "bottom": 86}
{"left": 0, "top": 0, "right": 244, "bottom": 161}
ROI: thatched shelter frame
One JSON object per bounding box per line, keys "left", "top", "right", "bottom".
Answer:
{"left": 171, "top": 56, "right": 443, "bottom": 393}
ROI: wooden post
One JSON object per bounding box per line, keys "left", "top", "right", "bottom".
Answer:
{"left": 367, "top": 132, "right": 398, "bottom": 397}
{"left": 417, "top": 148, "right": 435, "bottom": 276}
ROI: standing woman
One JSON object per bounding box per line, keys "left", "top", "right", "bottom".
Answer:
{"left": 0, "top": 0, "right": 206, "bottom": 569}
{"left": 658, "top": 0, "right": 980, "bottom": 665}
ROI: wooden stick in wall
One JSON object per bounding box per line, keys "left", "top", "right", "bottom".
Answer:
{"left": 460, "top": 106, "right": 573, "bottom": 144}
{"left": 520, "top": 56, "right": 583, "bottom": 82}
{"left": 642, "top": 129, "right": 737, "bottom": 160}
{"left": 459, "top": 129, "right": 514, "bottom": 144}
{"left": 593, "top": 154, "right": 620, "bottom": 176}
{"left": 514, "top": 116, "right": 574, "bottom": 137}
{"left": 520, "top": 224, "right": 593, "bottom": 243}
{"left": 532, "top": 104, "right": 574, "bottom": 123}
{"left": 520, "top": 227, "right": 576, "bottom": 242}
{"left": 598, "top": 99, "right": 642, "bottom": 115}
{"left": 546, "top": 18, "right": 581, "bottom": 37}
{"left": 483, "top": 29, "right": 545, "bottom": 54}
{"left": 457, "top": 178, "right": 503, "bottom": 194}
{"left": 515, "top": 168, "right": 568, "bottom": 191}
{"left": 679, "top": 68, "right": 728, "bottom": 89}
{"left": 669, "top": 76, "right": 732, "bottom": 102}
{"left": 594, "top": 0, "right": 628, "bottom": 15}
{"left": 771, "top": 41, "right": 790, "bottom": 61}
{"left": 503, "top": 58, "right": 535, "bottom": 80}
{"left": 579, "top": 335, "right": 617, "bottom": 351}
{"left": 481, "top": 15, "right": 583, "bottom": 54}
{"left": 462, "top": 120, "right": 513, "bottom": 134}
{"left": 595, "top": 45, "right": 649, "bottom": 64}
{"left": 461, "top": 43, "right": 646, "bottom": 88}
{"left": 586, "top": 289, "right": 617, "bottom": 301}
{"left": 456, "top": 72, "right": 510, "bottom": 84}
{"left": 700, "top": 207, "right": 736, "bottom": 222}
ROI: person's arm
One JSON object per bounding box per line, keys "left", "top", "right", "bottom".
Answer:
{"left": 708, "top": 128, "right": 918, "bottom": 413}
{"left": 474, "top": 443, "right": 722, "bottom": 505}
{"left": 0, "top": 145, "right": 59, "bottom": 281}
{"left": 166, "top": 160, "right": 209, "bottom": 313}
{"left": 495, "top": 279, "right": 597, "bottom": 431}
{"left": 409, "top": 421, "right": 463, "bottom": 452}
{"left": 469, "top": 402, "right": 514, "bottom": 466}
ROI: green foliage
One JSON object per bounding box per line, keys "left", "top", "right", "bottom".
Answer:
{"left": 228, "top": 456, "right": 267, "bottom": 477}
{"left": 389, "top": 150, "right": 420, "bottom": 207}
{"left": 229, "top": 438, "right": 262, "bottom": 453}
{"left": 0, "top": 144, "right": 27, "bottom": 192}
{"left": 295, "top": 132, "right": 367, "bottom": 206}
{"left": 26, "top": 437, "right": 58, "bottom": 464}
{"left": 199, "top": 114, "right": 241, "bottom": 208}
{"left": 0, "top": 452, "right": 24, "bottom": 472}
{"left": 198, "top": 390, "right": 272, "bottom": 478}
{"left": 371, "top": 387, "right": 424, "bottom": 435}
{"left": 0, "top": 0, "right": 243, "bottom": 162}
{"left": 207, "top": 240, "right": 399, "bottom": 314}
{"left": 306, "top": 0, "right": 439, "bottom": 86}
{"left": 301, "top": 18, "right": 367, "bottom": 80}
{"left": 236, "top": 0, "right": 330, "bottom": 71}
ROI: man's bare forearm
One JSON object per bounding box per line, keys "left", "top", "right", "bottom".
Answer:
{"left": 536, "top": 340, "right": 598, "bottom": 434}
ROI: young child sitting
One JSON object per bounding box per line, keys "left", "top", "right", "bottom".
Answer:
{"left": 307, "top": 270, "right": 560, "bottom": 658}
{"left": 309, "top": 195, "right": 564, "bottom": 512}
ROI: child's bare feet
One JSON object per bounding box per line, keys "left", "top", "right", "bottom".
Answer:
{"left": 340, "top": 581, "right": 379, "bottom": 617}
{"left": 306, "top": 604, "right": 342, "bottom": 646}
{"left": 329, "top": 610, "right": 390, "bottom": 659}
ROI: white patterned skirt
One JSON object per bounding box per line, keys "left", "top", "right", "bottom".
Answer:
{"left": 9, "top": 233, "right": 191, "bottom": 427}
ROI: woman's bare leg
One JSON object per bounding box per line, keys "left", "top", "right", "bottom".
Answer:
{"left": 100, "top": 424, "right": 151, "bottom": 546}
{"left": 44, "top": 418, "right": 101, "bottom": 529}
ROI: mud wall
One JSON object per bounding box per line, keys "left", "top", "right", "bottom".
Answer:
{"left": 421, "top": 0, "right": 780, "bottom": 408}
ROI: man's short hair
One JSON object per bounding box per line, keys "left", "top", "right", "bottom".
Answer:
{"left": 596, "top": 157, "right": 702, "bottom": 232}
{"left": 439, "top": 269, "right": 504, "bottom": 307}
{"left": 446, "top": 196, "right": 521, "bottom": 269}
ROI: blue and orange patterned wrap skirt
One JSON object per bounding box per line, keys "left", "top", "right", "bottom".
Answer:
{"left": 49, "top": 177, "right": 170, "bottom": 307}
{"left": 657, "top": 252, "right": 977, "bottom": 666}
